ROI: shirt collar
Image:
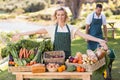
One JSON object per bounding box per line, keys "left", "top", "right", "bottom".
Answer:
{"left": 94, "top": 12, "right": 102, "bottom": 18}
{"left": 58, "top": 24, "right": 67, "bottom": 29}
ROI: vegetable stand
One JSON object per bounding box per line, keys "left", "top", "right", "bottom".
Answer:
{"left": 3, "top": 39, "right": 106, "bottom": 80}
{"left": 12, "top": 72, "right": 92, "bottom": 80}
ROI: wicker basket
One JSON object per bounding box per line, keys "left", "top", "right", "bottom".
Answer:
{"left": 8, "top": 66, "right": 31, "bottom": 72}
{"left": 43, "top": 51, "right": 65, "bottom": 64}
{"left": 65, "top": 57, "right": 105, "bottom": 72}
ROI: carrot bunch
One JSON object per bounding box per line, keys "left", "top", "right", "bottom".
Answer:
{"left": 19, "top": 48, "right": 34, "bottom": 59}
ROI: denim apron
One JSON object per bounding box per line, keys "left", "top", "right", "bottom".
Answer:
{"left": 88, "top": 13, "right": 103, "bottom": 51}
{"left": 53, "top": 24, "right": 71, "bottom": 60}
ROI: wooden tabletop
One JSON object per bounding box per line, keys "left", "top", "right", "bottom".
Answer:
{"left": 13, "top": 72, "right": 92, "bottom": 80}
{"left": 13, "top": 71, "right": 92, "bottom": 75}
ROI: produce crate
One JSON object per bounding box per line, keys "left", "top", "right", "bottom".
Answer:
{"left": 65, "top": 57, "right": 105, "bottom": 72}
{"left": 8, "top": 66, "right": 31, "bottom": 72}
{"left": 43, "top": 51, "right": 65, "bottom": 64}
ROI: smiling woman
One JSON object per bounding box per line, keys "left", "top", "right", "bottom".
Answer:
{"left": 52, "top": 7, "right": 68, "bottom": 23}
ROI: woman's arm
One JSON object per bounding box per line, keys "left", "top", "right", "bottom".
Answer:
{"left": 12, "top": 28, "right": 48, "bottom": 41}
{"left": 75, "top": 30, "right": 108, "bottom": 50}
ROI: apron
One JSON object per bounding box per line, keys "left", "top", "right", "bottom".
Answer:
{"left": 53, "top": 24, "right": 71, "bottom": 60}
{"left": 87, "top": 13, "right": 103, "bottom": 51}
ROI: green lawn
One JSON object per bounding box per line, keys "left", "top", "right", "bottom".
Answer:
{"left": 0, "top": 29, "right": 120, "bottom": 80}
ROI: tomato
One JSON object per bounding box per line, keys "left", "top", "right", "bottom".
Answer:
{"left": 76, "top": 66, "right": 81, "bottom": 72}
{"left": 78, "top": 60, "right": 83, "bottom": 64}
{"left": 80, "top": 68, "right": 85, "bottom": 72}
{"left": 72, "top": 58, "right": 78, "bottom": 63}
{"left": 26, "top": 63, "right": 30, "bottom": 66}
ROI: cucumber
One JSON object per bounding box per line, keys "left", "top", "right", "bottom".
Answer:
{"left": 10, "top": 49, "right": 18, "bottom": 58}
{"left": 22, "top": 59, "right": 27, "bottom": 66}
{"left": 14, "top": 58, "right": 24, "bottom": 66}
{"left": 31, "top": 50, "right": 41, "bottom": 62}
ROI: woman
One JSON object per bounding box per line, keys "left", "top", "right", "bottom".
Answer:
{"left": 12, "top": 7, "right": 108, "bottom": 60}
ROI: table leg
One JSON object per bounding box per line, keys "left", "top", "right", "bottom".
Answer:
{"left": 82, "top": 75, "right": 91, "bottom": 80}
{"left": 112, "top": 29, "right": 115, "bottom": 39}
{"left": 16, "top": 74, "right": 23, "bottom": 80}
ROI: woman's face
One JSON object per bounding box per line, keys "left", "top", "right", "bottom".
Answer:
{"left": 56, "top": 10, "right": 66, "bottom": 23}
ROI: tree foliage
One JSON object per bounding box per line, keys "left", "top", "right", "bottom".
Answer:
{"left": 0, "top": 0, "right": 46, "bottom": 13}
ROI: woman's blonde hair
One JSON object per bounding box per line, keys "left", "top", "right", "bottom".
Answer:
{"left": 52, "top": 7, "right": 68, "bottom": 23}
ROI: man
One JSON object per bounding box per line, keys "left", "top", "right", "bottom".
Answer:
{"left": 86, "top": 4, "right": 108, "bottom": 51}
{"left": 86, "top": 4, "right": 113, "bottom": 80}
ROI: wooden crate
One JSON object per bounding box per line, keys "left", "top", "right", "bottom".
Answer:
{"left": 43, "top": 51, "right": 65, "bottom": 64}
{"left": 65, "top": 57, "right": 105, "bottom": 72}
{"left": 8, "top": 66, "right": 31, "bottom": 72}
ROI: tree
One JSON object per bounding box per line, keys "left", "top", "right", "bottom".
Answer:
{"left": 65, "top": 0, "right": 85, "bottom": 20}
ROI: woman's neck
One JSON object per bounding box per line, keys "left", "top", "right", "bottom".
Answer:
{"left": 58, "top": 22, "right": 65, "bottom": 28}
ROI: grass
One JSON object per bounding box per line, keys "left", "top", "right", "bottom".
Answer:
{"left": 0, "top": 29, "right": 120, "bottom": 80}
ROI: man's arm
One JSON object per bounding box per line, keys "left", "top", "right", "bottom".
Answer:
{"left": 85, "top": 13, "right": 92, "bottom": 34}
{"left": 103, "top": 25, "right": 108, "bottom": 41}
{"left": 102, "top": 13, "right": 108, "bottom": 41}
{"left": 86, "top": 24, "right": 90, "bottom": 34}
{"left": 85, "top": 24, "right": 90, "bottom": 41}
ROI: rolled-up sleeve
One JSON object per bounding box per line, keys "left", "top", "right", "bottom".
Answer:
{"left": 102, "top": 14, "right": 107, "bottom": 25}
{"left": 44, "top": 25, "right": 55, "bottom": 42}
{"left": 68, "top": 25, "right": 78, "bottom": 39}
{"left": 86, "top": 14, "right": 92, "bottom": 25}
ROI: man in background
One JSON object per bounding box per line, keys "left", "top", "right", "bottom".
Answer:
{"left": 86, "top": 4, "right": 107, "bottom": 51}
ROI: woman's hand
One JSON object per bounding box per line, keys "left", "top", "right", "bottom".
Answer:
{"left": 99, "top": 40, "right": 108, "bottom": 50}
{"left": 12, "top": 34, "right": 20, "bottom": 42}
{"left": 105, "top": 37, "right": 108, "bottom": 42}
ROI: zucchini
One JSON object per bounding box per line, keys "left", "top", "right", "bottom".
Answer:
{"left": 31, "top": 41, "right": 45, "bottom": 63}
{"left": 10, "top": 49, "right": 18, "bottom": 58}
{"left": 31, "top": 49, "right": 41, "bottom": 63}
{"left": 14, "top": 58, "right": 23, "bottom": 66}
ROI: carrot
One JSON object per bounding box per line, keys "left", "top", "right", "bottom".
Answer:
{"left": 29, "top": 49, "right": 34, "bottom": 54}
{"left": 25, "top": 49, "right": 29, "bottom": 58}
{"left": 23, "top": 48, "right": 26, "bottom": 58}
{"left": 26, "top": 53, "right": 29, "bottom": 58}
{"left": 19, "top": 48, "right": 22, "bottom": 58}
{"left": 25, "top": 48, "right": 28, "bottom": 58}
{"left": 19, "top": 48, "right": 23, "bottom": 59}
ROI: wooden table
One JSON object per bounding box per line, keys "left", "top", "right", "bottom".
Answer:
{"left": 107, "top": 21, "right": 116, "bottom": 39}
{"left": 12, "top": 72, "right": 92, "bottom": 80}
